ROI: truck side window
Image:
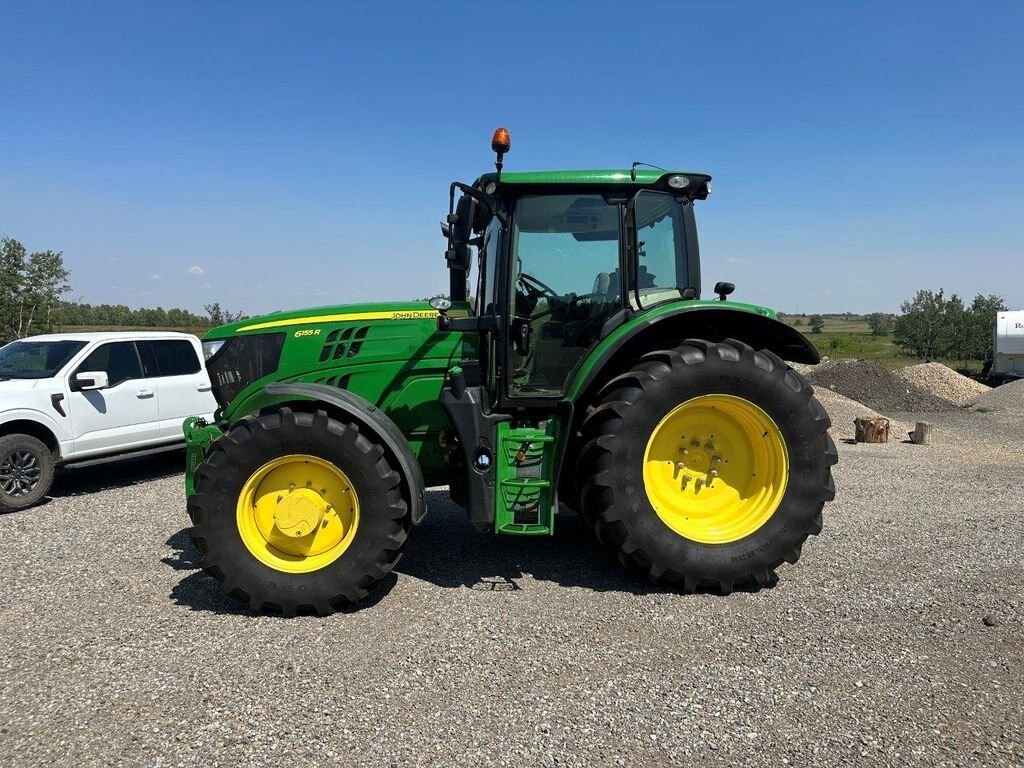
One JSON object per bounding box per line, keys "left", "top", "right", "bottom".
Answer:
{"left": 148, "top": 340, "right": 201, "bottom": 376}
{"left": 77, "top": 342, "right": 143, "bottom": 387}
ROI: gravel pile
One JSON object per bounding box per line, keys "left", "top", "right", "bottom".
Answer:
{"left": 966, "top": 377, "right": 1024, "bottom": 413}
{"left": 806, "top": 359, "right": 959, "bottom": 412}
{"left": 894, "top": 362, "right": 990, "bottom": 404}
{"left": 812, "top": 387, "right": 909, "bottom": 439}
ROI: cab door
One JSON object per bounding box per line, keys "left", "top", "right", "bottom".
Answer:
{"left": 67, "top": 341, "right": 161, "bottom": 456}
{"left": 504, "top": 193, "right": 624, "bottom": 397}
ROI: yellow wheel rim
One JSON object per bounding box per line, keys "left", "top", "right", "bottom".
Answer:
{"left": 236, "top": 454, "right": 360, "bottom": 574}
{"left": 642, "top": 395, "right": 789, "bottom": 544}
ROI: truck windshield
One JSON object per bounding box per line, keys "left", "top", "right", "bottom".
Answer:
{"left": 0, "top": 340, "right": 87, "bottom": 379}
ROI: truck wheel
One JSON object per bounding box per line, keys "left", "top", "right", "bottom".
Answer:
{"left": 187, "top": 407, "right": 409, "bottom": 615}
{"left": 577, "top": 339, "right": 837, "bottom": 592}
{"left": 0, "top": 434, "right": 55, "bottom": 513}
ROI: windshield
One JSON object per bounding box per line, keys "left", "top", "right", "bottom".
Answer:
{"left": 0, "top": 340, "right": 87, "bottom": 379}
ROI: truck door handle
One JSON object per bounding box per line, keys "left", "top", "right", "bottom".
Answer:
{"left": 136, "top": 388, "right": 154, "bottom": 398}
{"left": 197, "top": 383, "right": 212, "bottom": 392}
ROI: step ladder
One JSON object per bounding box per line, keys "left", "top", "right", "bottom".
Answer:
{"left": 494, "top": 423, "right": 557, "bottom": 535}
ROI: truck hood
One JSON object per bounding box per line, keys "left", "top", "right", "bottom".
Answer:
{"left": 204, "top": 300, "right": 446, "bottom": 338}
{"left": 0, "top": 377, "right": 46, "bottom": 397}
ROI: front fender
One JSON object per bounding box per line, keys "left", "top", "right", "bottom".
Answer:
{"left": 0, "top": 408, "right": 72, "bottom": 456}
{"left": 263, "top": 382, "right": 427, "bottom": 525}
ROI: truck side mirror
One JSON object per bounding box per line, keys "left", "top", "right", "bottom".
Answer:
{"left": 73, "top": 371, "right": 110, "bottom": 391}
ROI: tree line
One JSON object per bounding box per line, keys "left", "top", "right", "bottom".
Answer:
{"left": 787, "top": 290, "right": 1008, "bottom": 363}
{"left": 893, "top": 290, "right": 1005, "bottom": 362}
{"left": 1, "top": 236, "right": 246, "bottom": 345}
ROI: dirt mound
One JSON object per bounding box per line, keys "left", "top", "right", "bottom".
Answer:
{"left": 812, "top": 387, "right": 910, "bottom": 438}
{"left": 966, "top": 377, "right": 1024, "bottom": 413}
{"left": 894, "top": 363, "right": 990, "bottom": 405}
{"left": 805, "top": 360, "right": 959, "bottom": 412}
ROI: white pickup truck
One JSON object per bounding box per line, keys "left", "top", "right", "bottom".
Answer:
{"left": 0, "top": 332, "right": 216, "bottom": 512}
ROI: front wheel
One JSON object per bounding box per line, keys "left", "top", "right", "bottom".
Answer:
{"left": 577, "top": 339, "right": 837, "bottom": 592}
{"left": 0, "top": 434, "right": 55, "bottom": 513}
{"left": 187, "top": 408, "right": 410, "bottom": 615}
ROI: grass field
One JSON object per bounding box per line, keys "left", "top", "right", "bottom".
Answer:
{"left": 783, "top": 317, "right": 981, "bottom": 373}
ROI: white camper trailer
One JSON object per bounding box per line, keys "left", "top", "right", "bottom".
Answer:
{"left": 994, "top": 310, "right": 1024, "bottom": 378}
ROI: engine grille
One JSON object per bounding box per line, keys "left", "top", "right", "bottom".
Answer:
{"left": 206, "top": 333, "right": 286, "bottom": 408}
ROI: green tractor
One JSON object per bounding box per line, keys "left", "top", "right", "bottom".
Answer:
{"left": 184, "top": 128, "right": 836, "bottom": 616}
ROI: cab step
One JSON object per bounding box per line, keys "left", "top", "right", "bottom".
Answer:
{"left": 494, "top": 423, "right": 557, "bottom": 535}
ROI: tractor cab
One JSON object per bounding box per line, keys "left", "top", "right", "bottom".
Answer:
{"left": 439, "top": 128, "right": 712, "bottom": 402}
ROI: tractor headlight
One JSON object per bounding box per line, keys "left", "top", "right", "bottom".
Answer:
{"left": 667, "top": 175, "right": 690, "bottom": 190}
{"left": 483, "top": 180, "right": 498, "bottom": 195}
{"left": 202, "top": 339, "right": 228, "bottom": 360}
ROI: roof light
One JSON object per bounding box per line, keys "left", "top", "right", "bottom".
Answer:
{"left": 483, "top": 180, "right": 497, "bottom": 195}
{"left": 491, "top": 127, "right": 511, "bottom": 154}
{"left": 667, "top": 175, "right": 690, "bottom": 189}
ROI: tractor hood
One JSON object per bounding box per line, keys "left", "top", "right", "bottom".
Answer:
{"left": 204, "top": 301, "right": 446, "bottom": 340}
{"left": 202, "top": 299, "right": 468, "bottom": 417}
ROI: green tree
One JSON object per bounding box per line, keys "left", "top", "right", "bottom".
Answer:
{"left": 866, "top": 312, "right": 895, "bottom": 336}
{"left": 808, "top": 314, "right": 825, "bottom": 334}
{"left": 894, "top": 289, "right": 949, "bottom": 359}
{"left": 0, "top": 237, "right": 71, "bottom": 343}
{"left": 204, "top": 302, "right": 248, "bottom": 326}
{"left": 966, "top": 294, "right": 1007, "bottom": 360}
{"left": 893, "top": 289, "right": 1003, "bottom": 362}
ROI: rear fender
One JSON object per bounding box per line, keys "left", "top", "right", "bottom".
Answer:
{"left": 567, "top": 306, "right": 818, "bottom": 406}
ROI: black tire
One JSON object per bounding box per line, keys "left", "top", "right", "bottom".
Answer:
{"left": 0, "top": 433, "right": 55, "bottom": 513}
{"left": 577, "top": 338, "right": 837, "bottom": 592}
{"left": 187, "top": 407, "right": 409, "bottom": 616}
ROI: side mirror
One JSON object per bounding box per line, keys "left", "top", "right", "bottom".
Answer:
{"left": 714, "top": 281, "right": 735, "bottom": 301}
{"left": 73, "top": 371, "right": 109, "bottom": 391}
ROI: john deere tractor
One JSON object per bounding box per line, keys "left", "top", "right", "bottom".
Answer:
{"left": 184, "top": 128, "right": 836, "bottom": 616}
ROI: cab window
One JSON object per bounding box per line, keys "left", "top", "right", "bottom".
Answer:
{"left": 509, "top": 194, "right": 622, "bottom": 395}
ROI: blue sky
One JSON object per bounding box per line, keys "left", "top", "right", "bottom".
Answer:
{"left": 1, "top": 1, "right": 1022, "bottom": 316}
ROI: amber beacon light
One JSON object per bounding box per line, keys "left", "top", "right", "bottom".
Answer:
{"left": 491, "top": 127, "right": 511, "bottom": 154}
{"left": 491, "top": 127, "right": 511, "bottom": 181}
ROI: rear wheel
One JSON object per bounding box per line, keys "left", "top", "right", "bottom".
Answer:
{"left": 188, "top": 408, "right": 409, "bottom": 615}
{"left": 577, "top": 339, "right": 836, "bottom": 592}
{"left": 0, "top": 434, "right": 55, "bottom": 513}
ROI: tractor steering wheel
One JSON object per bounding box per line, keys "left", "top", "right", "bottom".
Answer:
{"left": 516, "top": 272, "right": 560, "bottom": 302}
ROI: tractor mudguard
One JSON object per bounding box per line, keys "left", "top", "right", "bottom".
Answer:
{"left": 566, "top": 305, "right": 819, "bottom": 405}
{"left": 263, "top": 381, "right": 427, "bottom": 525}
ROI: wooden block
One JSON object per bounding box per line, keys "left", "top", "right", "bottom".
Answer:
{"left": 910, "top": 421, "right": 934, "bottom": 445}
{"left": 854, "top": 416, "right": 889, "bottom": 443}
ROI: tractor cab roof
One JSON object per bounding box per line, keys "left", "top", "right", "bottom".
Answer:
{"left": 475, "top": 169, "right": 712, "bottom": 199}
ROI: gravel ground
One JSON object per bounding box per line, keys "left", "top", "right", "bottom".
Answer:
{"left": 807, "top": 360, "right": 959, "bottom": 413}
{"left": 966, "top": 377, "right": 1024, "bottom": 413}
{"left": 894, "top": 363, "right": 990, "bottom": 405}
{"left": 2, "top": 415, "right": 1023, "bottom": 768}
